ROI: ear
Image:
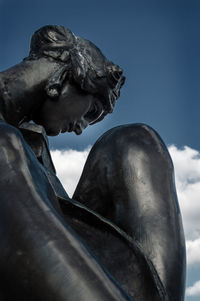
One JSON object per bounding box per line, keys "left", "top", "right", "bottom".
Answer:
{"left": 45, "top": 65, "right": 68, "bottom": 99}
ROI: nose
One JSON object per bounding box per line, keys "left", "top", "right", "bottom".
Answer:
{"left": 75, "top": 118, "right": 89, "bottom": 135}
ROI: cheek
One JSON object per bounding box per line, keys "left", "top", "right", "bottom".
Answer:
{"left": 42, "top": 94, "right": 93, "bottom": 123}
{"left": 34, "top": 100, "right": 62, "bottom": 130}
{"left": 60, "top": 99, "right": 91, "bottom": 120}
{"left": 41, "top": 99, "right": 64, "bottom": 122}
{"left": 75, "top": 97, "right": 93, "bottom": 117}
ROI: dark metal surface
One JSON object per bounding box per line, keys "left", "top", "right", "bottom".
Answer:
{"left": 0, "top": 25, "right": 185, "bottom": 300}
{"left": 73, "top": 123, "right": 186, "bottom": 301}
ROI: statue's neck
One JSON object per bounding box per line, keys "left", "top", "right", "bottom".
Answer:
{"left": 0, "top": 58, "right": 61, "bottom": 126}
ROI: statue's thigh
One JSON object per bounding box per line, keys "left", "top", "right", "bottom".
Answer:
{"left": 73, "top": 123, "right": 186, "bottom": 301}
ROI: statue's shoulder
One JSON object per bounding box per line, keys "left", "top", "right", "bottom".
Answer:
{"left": 0, "top": 121, "right": 55, "bottom": 174}
{"left": 0, "top": 121, "right": 35, "bottom": 169}
{"left": 0, "top": 121, "right": 24, "bottom": 143}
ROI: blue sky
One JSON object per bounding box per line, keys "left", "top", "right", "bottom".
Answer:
{"left": 1, "top": 0, "right": 200, "bottom": 299}
{"left": 1, "top": 0, "right": 200, "bottom": 151}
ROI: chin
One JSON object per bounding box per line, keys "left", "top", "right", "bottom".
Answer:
{"left": 45, "top": 127, "right": 61, "bottom": 136}
{"left": 32, "top": 117, "right": 59, "bottom": 136}
{"left": 75, "top": 131, "right": 82, "bottom": 135}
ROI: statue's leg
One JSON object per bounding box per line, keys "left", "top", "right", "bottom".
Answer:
{"left": 73, "top": 123, "right": 186, "bottom": 301}
{"left": 0, "top": 122, "right": 131, "bottom": 301}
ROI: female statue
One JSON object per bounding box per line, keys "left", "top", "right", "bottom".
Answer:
{"left": 0, "top": 25, "right": 186, "bottom": 300}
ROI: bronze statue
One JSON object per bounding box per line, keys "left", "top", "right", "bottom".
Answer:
{"left": 0, "top": 25, "right": 186, "bottom": 300}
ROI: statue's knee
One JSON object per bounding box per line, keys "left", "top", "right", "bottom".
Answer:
{"left": 79, "top": 123, "right": 174, "bottom": 197}
{"left": 93, "top": 123, "right": 173, "bottom": 169}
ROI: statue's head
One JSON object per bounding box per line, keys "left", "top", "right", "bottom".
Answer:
{"left": 26, "top": 25, "right": 125, "bottom": 135}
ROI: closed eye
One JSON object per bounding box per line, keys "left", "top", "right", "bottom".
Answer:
{"left": 84, "top": 101, "right": 104, "bottom": 124}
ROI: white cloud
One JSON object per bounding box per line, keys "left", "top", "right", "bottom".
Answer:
{"left": 51, "top": 147, "right": 91, "bottom": 197}
{"left": 186, "top": 280, "right": 200, "bottom": 296}
{"left": 186, "top": 238, "right": 200, "bottom": 266}
{"left": 168, "top": 145, "right": 200, "bottom": 298}
{"left": 168, "top": 145, "right": 200, "bottom": 271}
{"left": 169, "top": 145, "right": 200, "bottom": 241}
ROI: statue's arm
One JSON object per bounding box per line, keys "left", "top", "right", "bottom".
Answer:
{"left": 0, "top": 122, "right": 132, "bottom": 301}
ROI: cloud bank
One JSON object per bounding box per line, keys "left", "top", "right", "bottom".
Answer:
{"left": 168, "top": 146, "right": 200, "bottom": 241}
{"left": 51, "top": 147, "right": 91, "bottom": 197}
{"left": 168, "top": 146, "right": 200, "bottom": 298}
{"left": 51, "top": 144, "right": 200, "bottom": 297}
{"left": 186, "top": 280, "right": 200, "bottom": 297}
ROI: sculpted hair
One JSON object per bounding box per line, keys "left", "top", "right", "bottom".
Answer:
{"left": 26, "top": 25, "right": 125, "bottom": 123}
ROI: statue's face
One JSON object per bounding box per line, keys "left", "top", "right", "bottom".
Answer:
{"left": 33, "top": 81, "right": 104, "bottom": 136}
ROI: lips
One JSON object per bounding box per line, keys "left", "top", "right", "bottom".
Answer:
{"left": 61, "top": 122, "right": 74, "bottom": 133}
{"left": 61, "top": 125, "right": 68, "bottom": 133}
{"left": 61, "top": 119, "right": 89, "bottom": 135}
{"left": 68, "top": 122, "right": 74, "bottom": 132}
